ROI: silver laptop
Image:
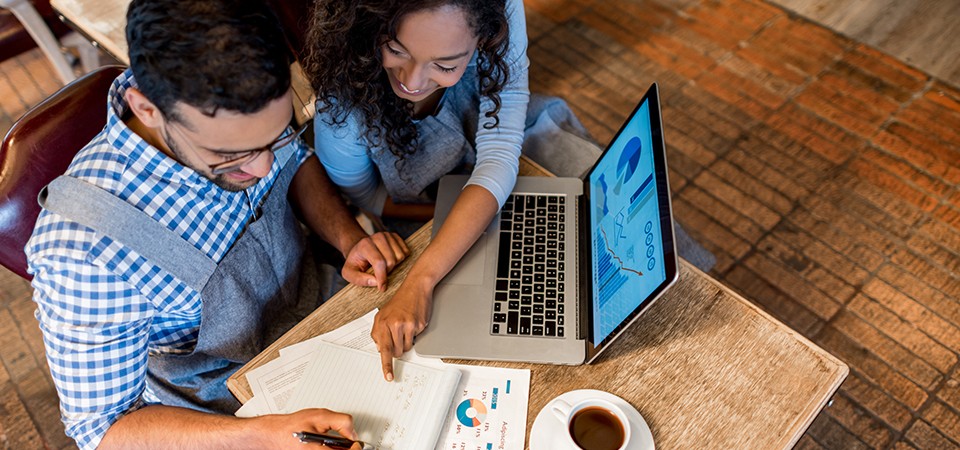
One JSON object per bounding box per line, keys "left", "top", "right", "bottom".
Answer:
{"left": 415, "top": 83, "right": 679, "bottom": 365}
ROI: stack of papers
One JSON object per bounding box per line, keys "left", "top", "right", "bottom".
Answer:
{"left": 237, "top": 310, "right": 531, "bottom": 450}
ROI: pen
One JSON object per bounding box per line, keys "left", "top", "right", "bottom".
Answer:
{"left": 293, "top": 431, "right": 372, "bottom": 449}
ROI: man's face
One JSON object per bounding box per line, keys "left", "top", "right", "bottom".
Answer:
{"left": 161, "top": 91, "right": 294, "bottom": 192}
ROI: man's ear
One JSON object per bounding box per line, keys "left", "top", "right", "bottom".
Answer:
{"left": 125, "top": 88, "right": 166, "bottom": 128}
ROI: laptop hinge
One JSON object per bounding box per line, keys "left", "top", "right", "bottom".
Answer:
{"left": 577, "top": 188, "right": 591, "bottom": 341}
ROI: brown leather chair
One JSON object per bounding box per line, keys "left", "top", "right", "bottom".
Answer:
{"left": 0, "top": 65, "right": 124, "bottom": 280}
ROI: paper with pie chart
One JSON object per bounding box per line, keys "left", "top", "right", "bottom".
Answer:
{"left": 435, "top": 365, "right": 530, "bottom": 450}
{"left": 589, "top": 99, "right": 668, "bottom": 344}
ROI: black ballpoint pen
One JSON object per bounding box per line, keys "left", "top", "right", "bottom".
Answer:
{"left": 293, "top": 431, "right": 374, "bottom": 449}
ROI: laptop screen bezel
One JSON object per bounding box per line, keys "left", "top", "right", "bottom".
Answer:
{"left": 578, "top": 83, "right": 679, "bottom": 364}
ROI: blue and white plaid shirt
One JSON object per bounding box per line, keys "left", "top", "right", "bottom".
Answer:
{"left": 25, "top": 70, "right": 311, "bottom": 450}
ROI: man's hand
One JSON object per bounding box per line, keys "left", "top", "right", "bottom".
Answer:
{"left": 371, "top": 280, "right": 434, "bottom": 381}
{"left": 341, "top": 232, "right": 409, "bottom": 291}
{"left": 100, "top": 404, "right": 362, "bottom": 450}
{"left": 253, "top": 408, "right": 360, "bottom": 450}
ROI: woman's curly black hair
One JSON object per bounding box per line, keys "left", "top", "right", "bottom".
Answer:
{"left": 304, "top": 0, "right": 510, "bottom": 160}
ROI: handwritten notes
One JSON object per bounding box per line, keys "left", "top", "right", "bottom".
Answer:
{"left": 288, "top": 342, "right": 461, "bottom": 450}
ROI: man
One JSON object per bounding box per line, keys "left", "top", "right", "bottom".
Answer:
{"left": 25, "top": 0, "right": 408, "bottom": 448}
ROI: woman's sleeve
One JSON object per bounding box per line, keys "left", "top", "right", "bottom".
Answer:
{"left": 466, "top": 0, "right": 530, "bottom": 207}
{"left": 314, "top": 113, "right": 389, "bottom": 215}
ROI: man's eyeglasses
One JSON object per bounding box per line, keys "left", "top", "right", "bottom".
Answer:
{"left": 169, "top": 119, "right": 310, "bottom": 175}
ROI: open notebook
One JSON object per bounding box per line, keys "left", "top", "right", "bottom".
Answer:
{"left": 287, "top": 341, "right": 462, "bottom": 450}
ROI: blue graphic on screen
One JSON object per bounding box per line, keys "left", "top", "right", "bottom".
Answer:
{"left": 589, "top": 100, "right": 666, "bottom": 343}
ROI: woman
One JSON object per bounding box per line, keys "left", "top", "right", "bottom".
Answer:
{"left": 305, "top": 0, "right": 532, "bottom": 380}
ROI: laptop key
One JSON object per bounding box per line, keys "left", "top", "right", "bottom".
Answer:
{"left": 507, "top": 312, "right": 519, "bottom": 334}
{"left": 495, "top": 292, "right": 507, "bottom": 301}
{"left": 508, "top": 301, "right": 519, "bottom": 310}
{"left": 520, "top": 317, "right": 531, "bottom": 335}
{"left": 545, "top": 321, "right": 556, "bottom": 336}
{"left": 558, "top": 326, "right": 564, "bottom": 337}
{"left": 532, "top": 326, "right": 543, "bottom": 336}
{"left": 558, "top": 315, "right": 564, "bottom": 326}
{"left": 545, "top": 310, "right": 556, "bottom": 320}
{"left": 521, "top": 306, "right": 531, "bottom": 316}
{"left": 493, "top": 313, "right": 506, "bottom": 323}
{"left": 521, "top": 296, "right": 532, "bottom": 305}
{"left": 494, "top": 302, "right": 502, "bottom": 312}
{"left": 492, "top": 324, "right": 500, "bottom": 334}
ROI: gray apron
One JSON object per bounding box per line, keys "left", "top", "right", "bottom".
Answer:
{"left": 39, "top": 158, "right": 310, "bottom": 413}
{"left": 370, "top": 70, "right": 598, "bottom": 204}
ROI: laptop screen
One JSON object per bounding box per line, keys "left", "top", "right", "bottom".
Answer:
{"left": 586, "top": 87, "right": 676, "bottom": 348}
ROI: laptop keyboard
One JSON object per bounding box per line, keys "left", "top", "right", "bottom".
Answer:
{"left": 491, "top": 194, "right": 567, "bottom": 338}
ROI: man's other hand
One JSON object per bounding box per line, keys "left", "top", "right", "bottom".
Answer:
{"left": 341, "top": 232, "right": 409, "bottom": 290}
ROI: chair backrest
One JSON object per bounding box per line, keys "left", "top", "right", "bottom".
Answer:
{"left": 0, "top": 65, "right": 125, "bottom": 280}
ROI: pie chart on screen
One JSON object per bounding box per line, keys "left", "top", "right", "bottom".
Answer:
{"left": 617, "top": 136, "right": 642, "bottom": 183}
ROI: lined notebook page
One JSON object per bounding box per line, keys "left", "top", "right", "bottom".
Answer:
{"left": 289, "top": 341, "right": 461, "bottom": 450}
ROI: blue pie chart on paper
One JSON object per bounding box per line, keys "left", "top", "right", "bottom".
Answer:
{"left": 456, "top": 399, "right": 487, "bottom": 427}
{"left": 617, "top": 136, "right": 642, "bottom": 183}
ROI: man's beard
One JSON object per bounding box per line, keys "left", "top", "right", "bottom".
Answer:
{"left": 162, "top": 129, "right": 258, "bottom": 192}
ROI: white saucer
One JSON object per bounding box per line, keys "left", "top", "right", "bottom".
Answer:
{"left": 529, "top": 389, "right": 655, "bottom": 450}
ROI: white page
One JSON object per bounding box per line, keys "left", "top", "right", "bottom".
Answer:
{"left": 435, "top": 365, "right": 530, "bottom": 450}
{"left": 246, "top": 310, "right": 444, "bottom": 415}
{"left": 246, "top": 350, "right": 314, "bottom": 414}
{"left": 234, "top": 394, "right": 269, "bottom": 418}
{"left": 289, "top": 341, "right": 461, "bottom": 450}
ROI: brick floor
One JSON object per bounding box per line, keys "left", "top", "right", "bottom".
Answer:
{"left": 2, "top": 0, "right": 959, "bottom": 448}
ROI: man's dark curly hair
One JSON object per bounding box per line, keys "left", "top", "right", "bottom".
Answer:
{"left": 303, "top": 0, "right": 510, "bottom": 160}
{"left": 126, "top": 0, "right": 292, "bottom": 124}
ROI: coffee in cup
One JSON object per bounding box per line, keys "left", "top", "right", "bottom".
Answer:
{"left": 551, "top": 398, "right": 631, "bottom": 450}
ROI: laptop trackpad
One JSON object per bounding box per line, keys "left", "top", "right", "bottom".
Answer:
{"left": 441, "top": 232, "right": 487, "bottom": 286}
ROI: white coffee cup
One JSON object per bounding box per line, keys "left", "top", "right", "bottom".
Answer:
{"left": 550, "top": 398, "right": 632, "bottom": 450}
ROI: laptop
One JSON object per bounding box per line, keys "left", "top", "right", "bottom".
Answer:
{"left": 415, "top": 83, "right": 679, "bottom": 365}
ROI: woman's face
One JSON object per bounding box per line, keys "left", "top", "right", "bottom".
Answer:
{"left": 381, "top": 5, "right": 479, "bottom": 102}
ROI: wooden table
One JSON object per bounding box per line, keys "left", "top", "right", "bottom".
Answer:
{"left": 228, "top": 158, "right": 848, "bottom": 449}
{"left": 49, "top": 0, "right": 317, "bottom": 125}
